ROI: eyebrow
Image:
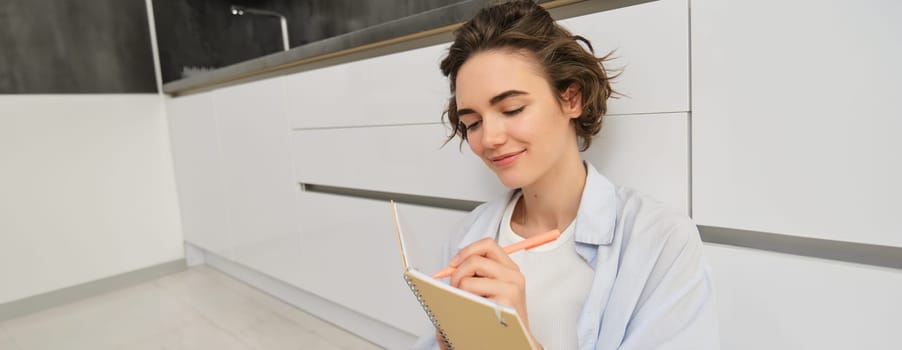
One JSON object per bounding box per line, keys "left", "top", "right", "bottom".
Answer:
{"left": 457, "top": 90, "right": 528, "bottom": 116}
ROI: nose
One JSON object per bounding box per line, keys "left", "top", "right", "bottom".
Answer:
{"left": 479, "top": 114, "right": 507, "bottom": 149}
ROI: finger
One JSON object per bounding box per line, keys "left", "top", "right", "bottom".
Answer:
{"left": 457, "top": 276, "right": 522, "bottom": 308}
{"left": 449, "top": 255, "right": 524, "bottom": 288}
{"left": 451, "top": 237, "right": 519, "bottom": 270}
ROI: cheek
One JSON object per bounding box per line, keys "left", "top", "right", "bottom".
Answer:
{"left": 506, "top": 112, "right": 543, "bottom": 141}
{"left": 466, "top": 132, "right": 482, "bottom": 153}
{"left": 509, "top": 108, "right": 570, "bottom": 148}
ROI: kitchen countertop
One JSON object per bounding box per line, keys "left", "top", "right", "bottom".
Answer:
{"left": 163, "top": 0, "right": 651, "bottom": 96}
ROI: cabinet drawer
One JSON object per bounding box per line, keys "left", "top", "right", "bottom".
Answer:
{"left": 285, "top": 0, "right": 690, "bottom": 129}
{"left": 284, "top": 44, "right": 448, "bottom": 129}
{"left": 291, "top": 113, "right": 690, "bottom": 215}
{"left": 290, "top": 123, "right": 507, "bottom": 203}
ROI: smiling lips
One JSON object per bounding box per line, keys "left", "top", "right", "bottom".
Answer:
{"left": 490, "top": 150, "right": 525, "bottom": 168}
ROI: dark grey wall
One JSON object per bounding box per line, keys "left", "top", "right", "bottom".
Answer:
{"left": 153, "top": 0, "right": 462, "bottom": 83}
{"left": 0, "top": 0, "right": 157, "bottom": 93}
{"left": 152, "top": 0, "right": 285, "bottom": 83}
{"left": 281, "top": 0, "right": 464, "bottom": 46}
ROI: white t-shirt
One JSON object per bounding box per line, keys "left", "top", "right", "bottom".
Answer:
{"left": 497, "top": 192, "right": 594, "bottom": 350}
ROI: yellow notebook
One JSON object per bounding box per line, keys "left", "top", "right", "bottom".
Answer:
{"left": 390, "top": 201, "right": 536, "bottom": 350}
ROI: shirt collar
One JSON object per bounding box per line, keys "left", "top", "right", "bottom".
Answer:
{"left": 574, "top": 161, "right": 617, "bottom": 246}
{"left": 456, "top": 161, "right": 617, "bottom": 250}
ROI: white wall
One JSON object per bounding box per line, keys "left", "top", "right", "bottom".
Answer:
{"left": 0, "top": 95, "right": 184, "bottom": 304}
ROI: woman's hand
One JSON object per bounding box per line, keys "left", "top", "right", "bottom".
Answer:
{"left": 444, "top": 237, "right": 541, "bottom": 348}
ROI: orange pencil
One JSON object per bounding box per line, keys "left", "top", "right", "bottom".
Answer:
{"left": 431, "top": 229, "right": 562, "bottom": 279}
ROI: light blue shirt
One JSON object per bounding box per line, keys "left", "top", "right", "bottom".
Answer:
{"left": 413, "top": 162, "right": 720, "bottom": 349}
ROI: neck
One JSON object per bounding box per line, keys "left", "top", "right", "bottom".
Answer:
{"left": 513, "top": 149, "right": 586, "bottom": 238}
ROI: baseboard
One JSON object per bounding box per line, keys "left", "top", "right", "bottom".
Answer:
{"left": 200, "top": 247, "right": 417, "bottom": 349}
{"left": 0, "top": 259, "right": 187, "bottom": 322}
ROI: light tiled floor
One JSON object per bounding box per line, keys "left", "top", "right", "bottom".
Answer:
{"left": 0, "top": 266, "right": 382, "bottom": 350}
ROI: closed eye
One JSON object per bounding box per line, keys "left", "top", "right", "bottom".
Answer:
{"left": 503, "top": 106, "right": 525, "bottom": 116}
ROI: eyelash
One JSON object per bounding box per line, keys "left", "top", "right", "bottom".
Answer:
{"left": 503, "top": 106, "right": 525, "bottom": 116}
{"left": 461, "top": 106, "right": 525, "bottom": 133}
{"left": 464, "top": 121, "right": 481, "bottom": 130}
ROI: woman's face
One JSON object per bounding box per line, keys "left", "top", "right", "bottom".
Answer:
{"left": 455, "top": 49, "right": 581, "bottom": 189}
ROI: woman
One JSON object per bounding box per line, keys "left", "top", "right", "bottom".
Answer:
{"left": 415, "top": 1, "right": 719, "bottom": 349}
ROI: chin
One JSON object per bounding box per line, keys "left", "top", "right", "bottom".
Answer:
{"left": 494, "top": 170, "right": 530, "bottom": 190}
{"left": 482, "top": 156, "right": 532, "bottom": 189}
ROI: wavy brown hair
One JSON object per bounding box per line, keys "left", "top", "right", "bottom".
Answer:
{"left": 440, "top": 0, "right": 617, "bottom": 151}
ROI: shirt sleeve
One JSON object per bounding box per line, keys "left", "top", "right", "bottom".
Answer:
{"left": 618, "top": 220, "right": 721, "bottom": 350}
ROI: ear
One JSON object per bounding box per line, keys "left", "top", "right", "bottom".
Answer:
{"left": 560, "top": 83, "right": 583, "bottom": 119}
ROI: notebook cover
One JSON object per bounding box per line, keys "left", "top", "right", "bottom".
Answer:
{"left": 405, "top": 269, "right": 535, "bottom": 350}
{"left": 392, "top": 201, "right": 534, "bottom": 349}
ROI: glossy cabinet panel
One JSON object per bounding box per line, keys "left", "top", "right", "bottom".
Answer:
{"left": 291, "top": 113, "right": 689, "bottom": 215}
{"left": 706, "top": 244, "right": 902, "bottom": 349}
{"left": 691, "top": 0, "right": 902, "bottom": 246}
{"left": 293, "top": 191, "right": 466, "bottom": 335}
{"left": 290, "top": 123, "right": 507, "bottom": 203}
{"left": 284, "top": 0, "right": 690, "bottom": 131}
{"left": 166, "top": 92, "right": 234, "bottom": 258}
{"left": 585, "top": 113, "right": 689, "bottom": 215}
{"left": 558, "top": 0, "right": 689, "bottom": 115}
{"left": 212, "top": 77, "right": 303, "bottom": 279}
{"left": 284, "top": 44, "right": 448, "bottom": 129}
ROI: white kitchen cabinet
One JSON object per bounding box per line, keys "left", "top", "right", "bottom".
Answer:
{"left": 283, "top": 0, "right": 690, "bottom": 131}
{"left": 211, "top": 77, "right": 303, "bottom": 279}
{"left": 290, "top": 123, "right": 507, "bottom": 203}
{"left": 706, "top": 243, "right": 902, "bottom": 349}
{"left": 691, "top": 0, "right": 902, "bottom": 247}
{"left": 166, "top": 92, "right": 234, "bottom": 258}
{"left": 291, "top": 112, "right": 689, "bottom": 215}
{"left": 292, "top": 191, "right": 467, "bottom": 335}
{"left": 559, "top": 0, "right": 689, "bottom": 116}
{"left": 284, "top": 44, "right": 449, "bottom": 129}
{"left": 585, "top": 112, "right": 690, "bottom": 215}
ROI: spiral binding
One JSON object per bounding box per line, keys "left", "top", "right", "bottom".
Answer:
{"left": 404, "top": 274, "right": 454, "bottom": 350}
